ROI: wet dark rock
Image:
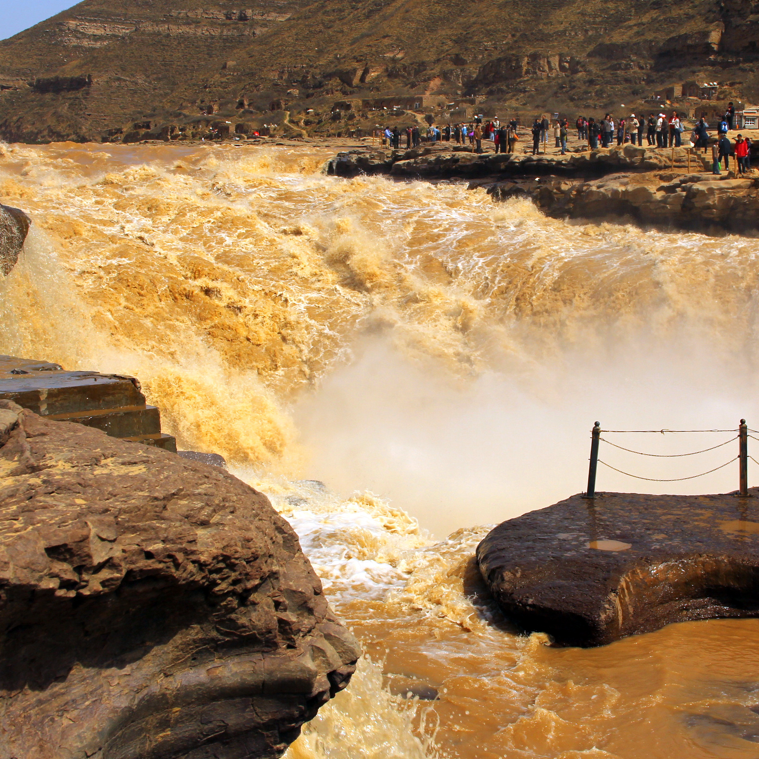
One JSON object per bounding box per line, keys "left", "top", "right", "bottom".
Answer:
{"left": 477, "top": 490, "right": 759, "bottom": 648}
{"left": 488, "top": 171, "right": 759, "bottom": 234}
{"left": 326, "top": 149, "right": 392, "bottom": 177}
{"left": 0, "top": 204, "right": 31, "bottom": 275}
{"left": 0, "top": 400, "right": 360, "bottom": 758}
{"left": 326, "top": 144, "right": 670, "bottom": 180}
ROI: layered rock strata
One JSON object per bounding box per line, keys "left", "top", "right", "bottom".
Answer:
{"left": 488, "top": 171, "right": 759, "bottom": 234}
{"left": 0, "top": 203, "right": 31, "bottom": 275}
{"left": 326, "top": 144, "right": 673, "bottom": 179}
{"left": 0, "top": 354, "right": 177, "bottom": 451}
{"left": 327, "top": 145, "right": 759, "bottom": 234}
{"left": 0, "top": 400, "right": 360, "bottom": 758}
{"left": 477, "top": 490, "right": 759, "bottom": 648}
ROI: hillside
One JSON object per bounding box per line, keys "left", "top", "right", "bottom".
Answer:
{"left": 1, "top": 0, "right": 759, "bottom": 142}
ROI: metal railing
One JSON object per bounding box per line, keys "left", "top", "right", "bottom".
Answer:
{"left": 585, "top": 420, "right": 752, "bottom": 498}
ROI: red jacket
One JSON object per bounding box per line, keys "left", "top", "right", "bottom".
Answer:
{"left": 735, "top": 140, "right": 749, "bottom": 157}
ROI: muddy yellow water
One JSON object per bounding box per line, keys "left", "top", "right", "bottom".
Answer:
{"left": 3, "top": 141, "right": 759, "bottom": 757}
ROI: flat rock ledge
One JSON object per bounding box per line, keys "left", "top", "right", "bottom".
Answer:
{"left": 326, "top": 144, "right": 670, "bottom": 180}
{"left": 488, "top": 171, "right": 759, "bottom": 234}
{"left": 477, "top": 490, "right": 759, "bottom": 648}
{"left": 0, "top": 400, "right": 360, "bottom": 759}
{"left": 0, "top": 204, "right": 31, "bottom": 275}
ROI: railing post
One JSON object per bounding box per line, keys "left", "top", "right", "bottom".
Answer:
{"left": 740, "top": 419, "right": 748, "bottom": 496}
{"left": 586, "top": 421, "right": 601, "bottom": 498}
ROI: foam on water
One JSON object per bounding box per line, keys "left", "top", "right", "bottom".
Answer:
{"left": 6, "top": 141, "right": 759, "bottom": 757}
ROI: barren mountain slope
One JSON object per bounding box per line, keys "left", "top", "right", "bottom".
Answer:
{"left": 1, "top": 0, "right": 758, "bottom": 141}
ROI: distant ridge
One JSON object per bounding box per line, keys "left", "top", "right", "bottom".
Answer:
{"left": 1, "top": 0, "right": 758, "bottom": 142}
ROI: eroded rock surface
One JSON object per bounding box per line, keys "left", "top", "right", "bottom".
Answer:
{"left": 488, "top": 170, "right": 759, "bottom": 234}
{"left": 0, "top": 204, "right": 31, "bottom": 275}
{"left": 0, "top": 400, "right": 359, "bottom": 758}
{"left": 477, "top": 490, "right": 759, "bottom": 647}
{"left": 326, "top": 144, "right": 672, "bottom": 179}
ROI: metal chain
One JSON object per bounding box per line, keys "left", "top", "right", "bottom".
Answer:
{"left": 602, "top": 428, "right": 738, "bottom": 434}
{"left": 598, "top": 456, "right": 738, "bottom": 482}
{"left": 599, "top": 435, "right": 737, "bottom": 458}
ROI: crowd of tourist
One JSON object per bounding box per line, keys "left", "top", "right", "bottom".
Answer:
{"left": 378, "top": 101, "right": 753, "bottom": 175}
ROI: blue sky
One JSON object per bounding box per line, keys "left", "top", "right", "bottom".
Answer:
{"left": 2, "top": 1, "right": 81, "bottom": 41}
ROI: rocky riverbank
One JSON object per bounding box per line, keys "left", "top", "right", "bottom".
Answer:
{"left": 0, "top": 400, "right": 360, "bottom": 758}
{"left": 477, "top": 490, "right": 759, "bottom": 648}
{"left": 326, "top": 144, "right": 759, "bottom": 234}
{"left": 489, "top": 171, "right": 759, "bottom": 235}
{"left": 326, "top": 143, "right": 675, "bottom": 179}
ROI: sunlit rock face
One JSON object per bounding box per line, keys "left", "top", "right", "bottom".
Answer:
{"left": 0, "top": 204, "right": 30, "bottom": 276}
{"left": 0, "top": 401, "right": 360, "bottom": 759}
{"left": 477, "top": 490, "right": 759, "bottom": 647}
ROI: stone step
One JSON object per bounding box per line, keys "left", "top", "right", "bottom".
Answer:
{"left": 124, "top": 433, "right": 178, "bottom": 452}
{"left": 47, "top": 405, "right": 161, "bottom": 438}
{"left": 0, "top": 371, "right": 146, "bottom": 416}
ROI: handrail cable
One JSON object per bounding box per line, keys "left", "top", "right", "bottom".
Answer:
{"left": 602, "top": 428, "right": 738, "bottom": 434}
{"left": 598, "top": 456, "right": 738, "bottom": 482}
{"left": 598, "top": 435, "right": 737, "bottom": 458}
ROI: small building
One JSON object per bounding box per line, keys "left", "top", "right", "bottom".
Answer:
{"left": 700, "top": 82, "right": 719, "bottom": 100}
{"left": 738, "top": 107, "right": 759, "bottom": 130}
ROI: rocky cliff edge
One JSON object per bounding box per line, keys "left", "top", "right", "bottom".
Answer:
{"left": 0, "top": 400, "right": 360, "bottom": 759}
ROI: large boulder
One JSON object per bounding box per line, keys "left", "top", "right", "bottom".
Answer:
{"left": 0, "top": 204, "right": 31, "bottom": 275}
{"left": 0, "top": 400, "right": 360, "bottom": 759}
{"left": 477, "top": 490, "right": 759, "bottom": 648}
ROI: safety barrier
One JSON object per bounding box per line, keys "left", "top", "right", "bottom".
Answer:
{"left": 585, "top": 420, "right": 756, "bottom": 498}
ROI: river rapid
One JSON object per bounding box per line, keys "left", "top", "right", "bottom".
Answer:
{"left": 3, "top": 140, "right": 759, "bottom": 758}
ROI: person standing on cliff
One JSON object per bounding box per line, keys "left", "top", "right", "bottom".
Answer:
{"left": 735, "top": 134, "right": 749, "bottom": 174}
{"left": 601, "top": 113, "right": 612, "bottom": 148}
{"left": 718, "top": 132, "right": 732, "bottom": 171}
{"left": 669, "top": 112, "right": 682, "bottom": 148}
{"left": 656, "top": 114, "right": 665, "bottom": 148}
{"left": 498, "top": 123, "right": 508, "bottom": 154}
{"left": 532, "top": 118, "right": 542, "bottom": 155}
{"left": 647, "top": 114, "right": 656, "bottom": 146}
{"left": 629, "top": 115, "right": 639, "bottom": 145}
{"left": 541, "top": 116, "right": 549, "bottom": 152}
{"left": 711, "top": 141, "right": 721, "bottom": 174}
{"left": 508, "top": 123, "right": 518, "bottom": 153}
{"left": 474, "top": 122, "right": 483, "bottom": 153}
{"left": 560, "top": 121, "right": 568, "bottom": 155}
{"left": 694, "top": 117, "right": 709, "bottom": 153}
{"left": 588, "top": 117, "right": 600, "bottom": 149}
{"left": 726, "top": 102, "right": 736, "bottom": 131}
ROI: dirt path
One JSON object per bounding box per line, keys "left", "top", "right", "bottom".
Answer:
{"left": 283, "top": 111, "right": 307, "bottom": 138}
